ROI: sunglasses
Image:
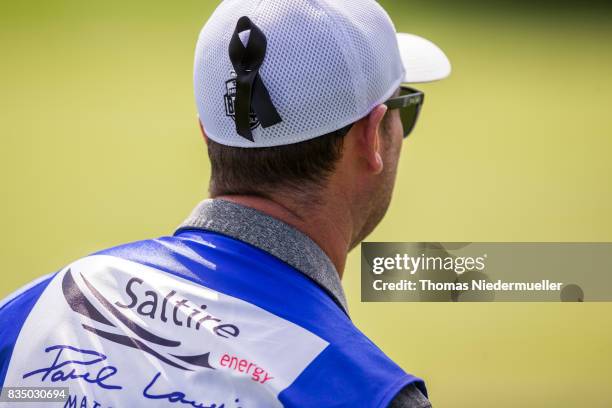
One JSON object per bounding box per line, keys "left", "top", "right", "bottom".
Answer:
{"left": 384, "top": 86, "right": 425, "bottom": 139}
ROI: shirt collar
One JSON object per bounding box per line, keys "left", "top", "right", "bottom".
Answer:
{"left": 175, "top": 199, "right": 349, "bottom": 315}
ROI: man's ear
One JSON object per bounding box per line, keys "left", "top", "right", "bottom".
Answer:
{"left": 198, "top": 118, "right": 209, "bottom": 145}
{"left": 362, "top": 105, "right": 388, "bottom": 175}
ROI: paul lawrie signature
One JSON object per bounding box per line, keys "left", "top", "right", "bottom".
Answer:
{"left": 23, "top": 344, "right": 122, "bottom": 390}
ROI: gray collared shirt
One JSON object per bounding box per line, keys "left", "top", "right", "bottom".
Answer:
{"left": 178, "top": 199, "right": 349, "bottom": 314}
{"left": 178, "top": 199, "right": 431, "bottom": 408}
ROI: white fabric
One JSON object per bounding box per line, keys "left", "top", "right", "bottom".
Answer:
{"left": 194, "top": 0, "right": 451, "bottom": 148}
{"left": 397, "top": 33, "right": 452, "bottom": 83}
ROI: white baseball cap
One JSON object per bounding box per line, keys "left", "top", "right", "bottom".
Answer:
{"left": 194, "top": 0, "right": 451, "bottom": 148}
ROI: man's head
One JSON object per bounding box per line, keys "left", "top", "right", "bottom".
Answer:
{"left": 195, "top": 0, "right": 450, "bottom": 247}
{"left": 203, "top": 91, "right": 404, "bottom": 249}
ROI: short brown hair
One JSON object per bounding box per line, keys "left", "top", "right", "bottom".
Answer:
{"left": 207, "top": 125, "right": 352, "bottom": 198}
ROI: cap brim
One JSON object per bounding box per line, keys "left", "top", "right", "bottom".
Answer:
{"left": 397, "top": 32, "right": 451, "bottom": 83}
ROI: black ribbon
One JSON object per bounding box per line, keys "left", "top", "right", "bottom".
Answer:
{"left": 228, "top": 16, "right": 282, "bottom": 142}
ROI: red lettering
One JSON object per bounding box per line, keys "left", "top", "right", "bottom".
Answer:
{"left": 218, "top": 354, "right": 273, "bottom": 385}
{"left": 261, "top": 372, "right": 274, "bottom": 384}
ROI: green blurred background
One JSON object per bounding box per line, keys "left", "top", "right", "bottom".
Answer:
{"left": 1, "top": 1, "right": 611, "bottom": 406}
